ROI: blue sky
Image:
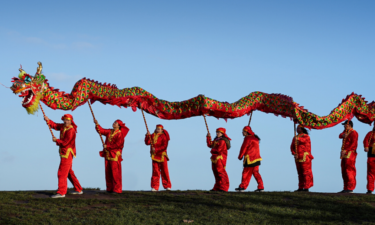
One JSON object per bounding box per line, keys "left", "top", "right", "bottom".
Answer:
{"left": 0, "top": 0, "right": 374, "bottom": 193}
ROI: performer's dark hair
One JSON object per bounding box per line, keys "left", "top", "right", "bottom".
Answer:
{"left": 254, "top": 134, "right": 261, "bottom": 142}
{"left": 300, "top": 127, "right": 309, "bottom": 135}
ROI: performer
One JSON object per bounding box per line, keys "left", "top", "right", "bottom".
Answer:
{"left": 94, "top": 119, "right": 129, "bottom": 194}
{"left": 363, "top": 124, "right": 375, "bottom": 194}
{"left": 145, "top": 124, "right": 172, "bottom": 191}
{"left": 338, "top": 120, "right": 358, "bottom": 193}
{"left": 290, "top": 125, "right": 314, "bottom": 192}
{"left": 235, "top": 126, "right": 264, "bottom": 192}
{"left": 207, "top": 128, "right": 231, "bottom": 192}
{"left": 44, "top": 114, "right": 83, "bottom": 198}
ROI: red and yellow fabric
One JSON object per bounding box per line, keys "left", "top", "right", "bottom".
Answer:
{"left": 363, "top": 131, "right": 375, "bottom": 191}
{"left": 290, "top": 133, "right": 314, "bottom": 189}
{"left": 238, "top": 128, "right": 264, "bottom": 190}
{"left": 96, "top": 121, "right": 129, "bottom": 193}
{"left": 48, "top": 114, "right": 82, "bottom": 195}
{"left": 339, "top": 128, "right": 358, "bottom": 191}
{"left": 144, "top": 129, "right": 170, "bottom": 162}
{"left": 48, "top": 121, "right": 77, "bottom": 158}
{"left": 339, "top": 128, "right": 358, "bottom": 159}
{"left": 207, "top": 128, "right": 231, "bottom": 192}
{"left": 290, "top": 134, "right": 314, "bottom": 163}
{"left": 238, "top": 135, "right": 262, "bottom": 165}
{"left": 145, "top": 125, "right": 172, "bottom": 190}
{"left": 56, "top": 153, "right": 82, "bottom": 195}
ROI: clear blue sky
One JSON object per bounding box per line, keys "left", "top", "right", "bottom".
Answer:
{"left": 0, "top": 0, "right": 374, "bottom": 193}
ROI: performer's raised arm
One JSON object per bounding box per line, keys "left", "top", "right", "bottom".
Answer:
{"left": 45, "top": 116, "right": 63, "bottom": 131}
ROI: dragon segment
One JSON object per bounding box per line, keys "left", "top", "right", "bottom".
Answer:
{"left": 10, "top": 62, "right": 375, "bottom": 129}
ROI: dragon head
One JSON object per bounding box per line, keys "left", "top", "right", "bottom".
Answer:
{"left": 10, "top": 62, "right": 48, "bottom": 114}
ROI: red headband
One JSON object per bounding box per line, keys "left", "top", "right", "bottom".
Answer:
{"left": 61, "top": 114, "right": 77, "bottom": 132}
{"left": 243, "top": 126, "right": 255, "bottom": 136}
{"left": 115, "top": 119, "right": 129, "bottom": 139}
{"left": 216, "top": 127, "right": 231, "bottom": 140}
{"left": 156, "top": 124, "right": 164, "bottom": 129}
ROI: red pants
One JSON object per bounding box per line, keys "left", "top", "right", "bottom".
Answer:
{"left": 367, "top": 158, "right": 375, "bottom": 192}
{"left": 151, "top": 160, "right": 171, "bottom": 190}
{"left": 212, "top": 160, "right": 230, "bottom": 192}
{"left": 341, "top": 154, "right": 357, "bottom": 191}
{"left": 105, "top": 160, "right": 122, "bottom": 193}
{"left": 239, "top": 166, "right": 264, "bottom": 190}
{"left": 295, "top": 160, "right": 313, "bottom": 189}
{"left": 57, "top": 154, "right": 82, "bottom": 195}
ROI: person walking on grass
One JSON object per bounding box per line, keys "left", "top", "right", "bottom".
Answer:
{"left": 44, "top": 114, "right": 83, "bottom": 198}
{"left": 94, "top": 119, "right": 129, "bottom": 194}
{"left": 291, "top": 125, "right": 314, "bottom": 192}
{"left": 235, "top": 126, "right": 264, "bottom": 193}
{"left": 363, "top": 123, "right": 375, "bottom": 194}
{"left": 145, "top": 124, "right": 172, "bottom": 192}
{"left": 338, "top": 120, "right": 358, "bottom": 193}
{"left": 207, "top": 128, "right": 231, "bottom": 192}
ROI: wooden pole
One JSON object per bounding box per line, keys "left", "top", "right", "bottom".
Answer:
{"left": 248, "top": 111, "right": 253, "bottom": 126}
{"left": 141, "top": 109, "right": 154, "bottom": 149}
{"left": 39, "top": 103, "right": 56, "bottom": 139}
{"left": 87, "top": 101, "right": 105, "bottom": 147}
{"left": 203, "top": 114, "right": 210, "bottom": 136}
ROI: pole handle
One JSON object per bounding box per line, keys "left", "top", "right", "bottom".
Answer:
{"left": 39, "top": 103, "right": 56, "bottom": 139}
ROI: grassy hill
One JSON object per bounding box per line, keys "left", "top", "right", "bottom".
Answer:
{"left": 1, "top": 189, "right": 375, "bottom": 224}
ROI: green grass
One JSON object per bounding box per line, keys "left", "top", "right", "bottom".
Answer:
{"left": 1, "top": 190, "right": 375, "bottom": 224}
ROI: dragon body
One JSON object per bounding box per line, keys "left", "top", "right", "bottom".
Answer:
{"left": 10, "top": 63, "right": 375, "bottom": 129}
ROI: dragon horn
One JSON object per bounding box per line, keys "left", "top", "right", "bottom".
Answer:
{"left": 36, "top": 62, "right": 43, "bottom": 75}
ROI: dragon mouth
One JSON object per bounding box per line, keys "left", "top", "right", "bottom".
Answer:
{"left": 19, "top": 88, "right": 36, "bottom": 108}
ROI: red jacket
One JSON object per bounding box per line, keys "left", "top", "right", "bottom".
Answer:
{"left": 238, "top": 135, "right": 262, "bottom": 165}
{"left": 290, "top": 134, "right": 313, "bottom": 162}
{"left": 207, "top": 136, "right": 228, "bottom": 165}
{"left": 48, "top": 120, "right": 76, "bottom": 158}
{"left": 339, "top": 128, "right": 358, "bottom": 159}
{"left": 145, "top": 133, "right": 169, "bottom": 162}
{"left": 364, "top": 131, "right": 375, "bottom": 148}
{"left": 363, "top": 131, "right": 375, "bottom": 156}
{"left": 96, "top": 125, "right": 129, "bottom": 161}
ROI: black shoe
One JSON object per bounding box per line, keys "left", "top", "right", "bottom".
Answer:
{"left": 294, "top": 189, "right": 304, "bottom": 192}
{"left": 210, "top": 189, "right": 215, "bottom": 191}
{"left": 235, "top": 187, "right": 245, "bottom": 192}
{"left": 254, "top": 189, "right": 264, "bottom": 192}
{"left": 338, "top": 190, "right": 353, "bottom": 193}
{"left": 303, "top": 189, "right": 309, "bottom": 192}
{"left": 366, "top": 190, "right": 372, "bottom": 194}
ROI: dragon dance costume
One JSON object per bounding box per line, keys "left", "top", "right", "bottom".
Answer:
{"left": 290, "top": 127, "right": 314, "bottom": 190}
{"left": 145, "top": 125, "right": 172, "bottom": 191}
{"left": 96, "top": 120, "right": 129, "bottom": 193}
{"left": 207, "top": 128, "right": 231, "bottom": 192}
{"left": 48, "top": 114, "right": 82, "bottom": 196}
{"left": 363, "top": 126, "right": 375, "bottom": 192}
{"left": 238, "top": 126, "right": 264, "bottom": 190}
{"left": 339, "top": 125, "right": 358, "bottom": 191}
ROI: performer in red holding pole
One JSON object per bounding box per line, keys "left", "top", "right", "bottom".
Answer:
{"left": 207, "top": 128, "right": 231, "bottom": 192}
{"left": 339, "top": 120, "right": 358, "bottom": 193}
{"left": 145, "top": 124, "right": 172, "bottom": 191}
{"left": 94, "top": 119, "right": 129, "bottom": 193}
{"left": 363, "top": 123, "right": 375, "bottom": 194}
{"left": 44, "top": 114, "right": 83, "bottom": 198}
{"left": 290, "top": 125, "right": 314, "bottom": 192}
{"left": 235, "top": 126, "right": 264, "bottom": 192}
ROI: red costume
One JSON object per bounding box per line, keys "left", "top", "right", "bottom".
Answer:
{"left": 363, "top": 129, "right": 375, "bottom": 192}
{"left": 339, "top": 128, "right": 358, "bottom": 191}
{"left": 207, "top": 128, "right": 230, "bottom": 192}
{"left": 290, "top": 132, "right": 314, "bottom": 190}
{"left": 48, "top": 114, "right": 82, "bottom": 195}
{"left": 96, "top": 120, "right": 129, "bottom": 193}
{"left": 145, "top": 125, "right": 171, "bottom": 190}
{"left": 238, "top": 126, "right": 264, "bottom": 190}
